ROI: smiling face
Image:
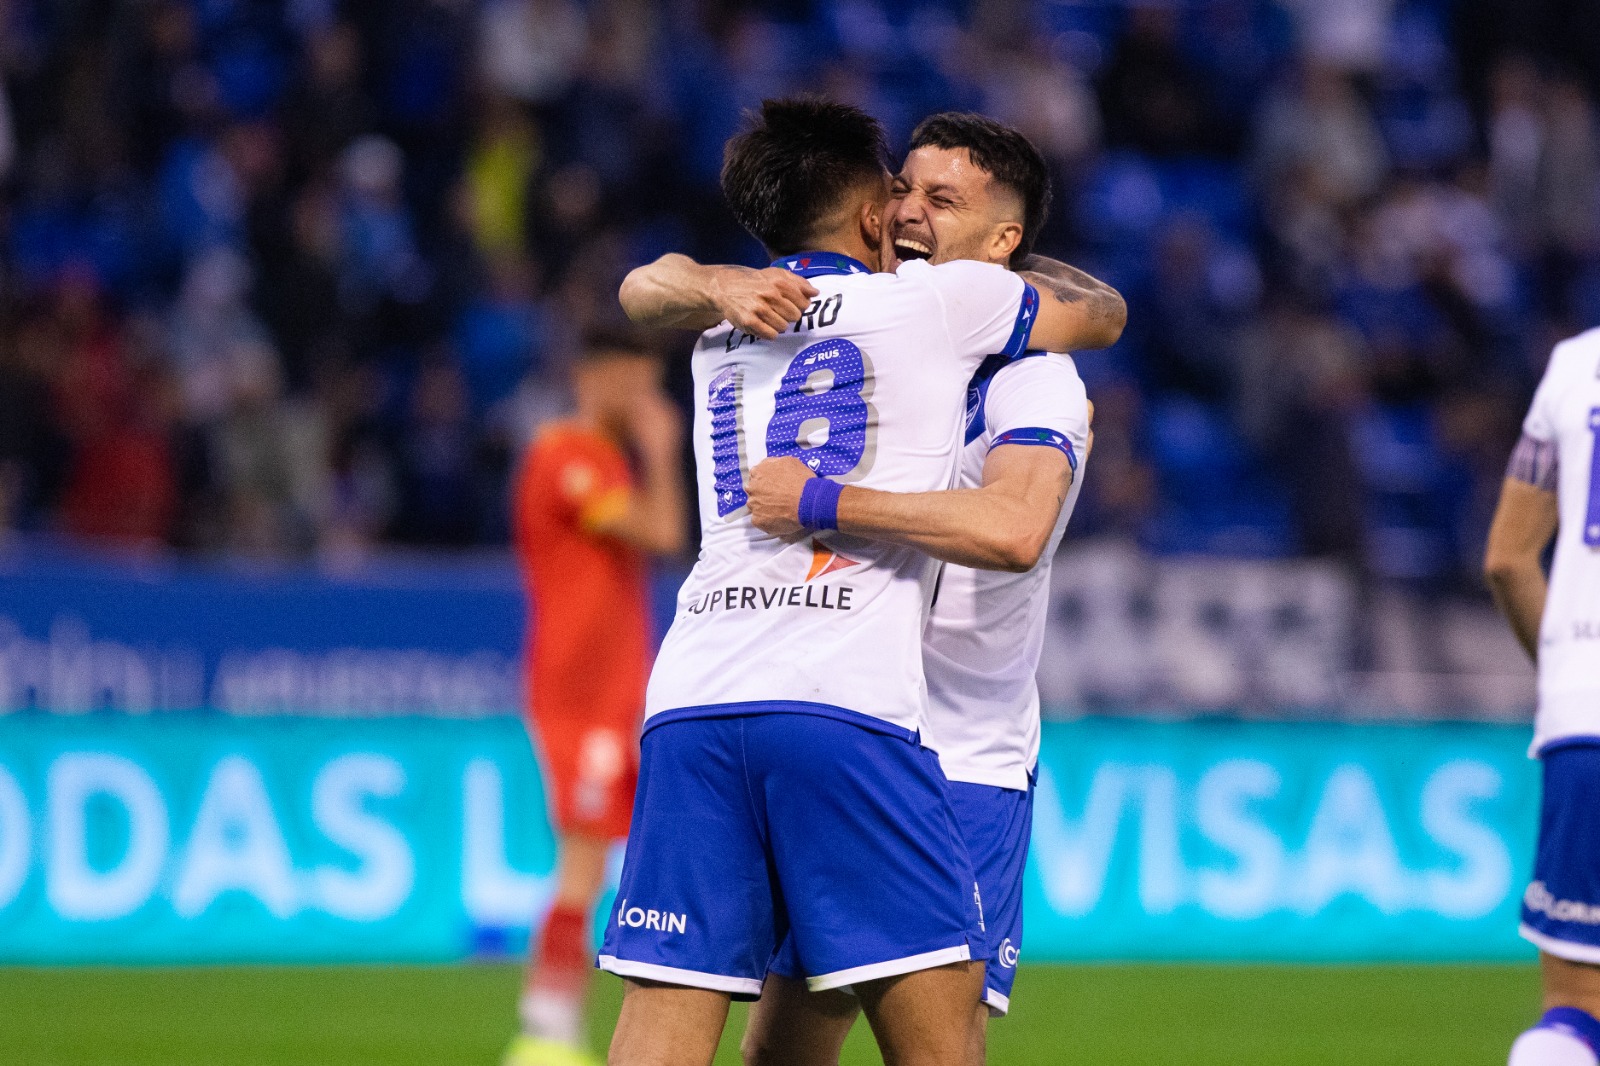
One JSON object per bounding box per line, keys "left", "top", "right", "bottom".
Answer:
{"left": 885, "top": 145, "right": 1025, "bottom": 269}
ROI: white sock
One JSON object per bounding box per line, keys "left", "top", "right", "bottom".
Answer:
{"left": 1510, "top": 1027, "right": 1600, "bottom": 1066}
{"left": 520, "top": 988, "right": 584, "bottom": 1046}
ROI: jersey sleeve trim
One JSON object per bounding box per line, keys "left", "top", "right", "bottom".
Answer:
{"left": 998, "top": 283, "right": 1040, "bottom": 360}
{"left": 989, "top": 426, "right": 1078, "bottom": 471}
{"left": 1507, "top": 433, "right": 1559, "bottom": 492}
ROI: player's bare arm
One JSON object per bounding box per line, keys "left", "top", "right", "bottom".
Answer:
{"left": 584, "top": 391, "right": 689, "bottom": 556}
{"left": 619, "top": 253, "right": 818, "bottom": 339}
{"left": 1017, "top": 254, "right": 1126, "bottom": 352}
{"left": 748, "top": 444, "right": 1073, "bottom": 573}
{"left": 1484, "top": 476, "right": 1559, "bottom": 661}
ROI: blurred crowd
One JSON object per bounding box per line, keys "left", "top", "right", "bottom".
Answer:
{"left": 0, "top": 0, "right": 1595, "bottom": 587}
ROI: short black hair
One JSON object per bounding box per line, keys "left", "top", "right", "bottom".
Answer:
{"left": 722, "top": 97, "right": 889, "bottom": 256}
{"left": 908, "top": 112, "right": 1051, "bottom": 268}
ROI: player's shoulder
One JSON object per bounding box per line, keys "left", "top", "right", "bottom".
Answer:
{"left": 989, "top": 352, "right": 1088, "bottom": 406}
{"left": 992, "top": 351, "right": 1084, "bottom": 387}
{"left": 814, "top": 261, "right": 979, "bottom": 325}
{"left": 1547, "top": 327, "right": 1600, "bottom": 378}
{"left": 823, "top": 267, "right": 899, "bottom": 296}
{"left": 976, "top": 352, "right": 1091, "bottom": 445}
{"left": 893, "top": 258, "right": 1016, "bottom": 290}
{"left": 890, "top": 260, "right": 1025, "bottom": 342}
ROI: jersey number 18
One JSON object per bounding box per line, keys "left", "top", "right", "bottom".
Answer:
{"left": 709, "top": 339, "right": 875, "bottom": 518}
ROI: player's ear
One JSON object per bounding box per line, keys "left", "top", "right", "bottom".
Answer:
{"left": 990, "top": 221, "right": 1023, "bottom": 265}
{"left": 861, "top": 198, "right": 884, "bottom": 250}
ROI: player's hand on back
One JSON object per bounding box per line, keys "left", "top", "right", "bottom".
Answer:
{"left": 747, "top": 457, "right": 815, "bottom": 536}
{"left": 710, "top": 267, "right": 818, "bottom": 340}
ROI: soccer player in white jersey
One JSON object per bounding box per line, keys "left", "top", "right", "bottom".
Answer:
{"left": 1485, "top": 326, "right": 1600, "bottom": 1066}
{"left": 604, "top": 98, "right": 1122, "bottom": 1066}
{"left": 732, "top": 113, "right": 1105, "bottom": 1066}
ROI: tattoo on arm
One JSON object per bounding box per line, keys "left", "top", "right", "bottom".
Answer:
{"left": 1019, "top": 258, "right": 1127, "bottom": 340}
{"left": 1038, "top": 278, "right": 1084, "bottom": 303}
{"left": 1019, "top": 255, "right": 1107, "bottom": 304}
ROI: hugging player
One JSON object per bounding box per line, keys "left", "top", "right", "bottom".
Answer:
{"left": 617, "top": 101, "right": 1121, "bottom": 1066}
{"left": 747, "top": 111, "right": 1115, "bottom": 1066}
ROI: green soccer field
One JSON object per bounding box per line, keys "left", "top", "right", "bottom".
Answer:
{"left": 0, "top": 962, "right": 1540, "bottom": 1065}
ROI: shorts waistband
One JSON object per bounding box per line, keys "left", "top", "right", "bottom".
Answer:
{"left": 1538, "top": 735, "right": 1600, "bottom": 757}
{"left": 642, "top": 700, "right": 920, "bottom": 744}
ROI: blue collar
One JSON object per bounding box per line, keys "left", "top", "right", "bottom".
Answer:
{"left": 771, "top": 252, "right": 871, "bottom": 278}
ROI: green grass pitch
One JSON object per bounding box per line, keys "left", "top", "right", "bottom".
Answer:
{"left": 0, "top": 963, "right": 1540, "bottom": 1065}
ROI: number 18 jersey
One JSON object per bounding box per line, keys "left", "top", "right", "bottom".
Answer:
{"left": 644, "top": 252, "right": 1039, "bottom": 734}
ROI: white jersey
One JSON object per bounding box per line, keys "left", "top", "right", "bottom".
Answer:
{"left": 1522, "top": 327, "right": 1600, "bottom": 753}
{"left": 921, "top": 353, "right": 1090, "bottom": 789}
{"left": 645, "top": 253, "right": 1039, "bottom": 733}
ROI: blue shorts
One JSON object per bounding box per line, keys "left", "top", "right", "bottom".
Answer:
{"left": 597, "top": 704, "right": 987, "bottom": 996}
{"left": 770, "top": 775, "right": 1032, "bottom": 1016}
{"left": 1520, "top": 739, "right": 1600, "bottom": 964}
{"left": 949, "top": 779, "right": 1032, "bottom": 1015}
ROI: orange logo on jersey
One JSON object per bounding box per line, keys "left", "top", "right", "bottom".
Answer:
{"left": 806, "top": 540, "right": 859, "bottom": 581}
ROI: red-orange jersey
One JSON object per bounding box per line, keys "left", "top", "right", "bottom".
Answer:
{"left": 514, "top": 422, "right": 652, "bottom": 727}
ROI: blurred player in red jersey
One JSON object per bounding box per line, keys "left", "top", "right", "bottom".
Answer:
{"left": 507, "top": 328, "right": 687, "bottom": 1066}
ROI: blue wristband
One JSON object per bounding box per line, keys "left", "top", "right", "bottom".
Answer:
{"left": 797, "top": 477, "right": 844, "bottom": 531}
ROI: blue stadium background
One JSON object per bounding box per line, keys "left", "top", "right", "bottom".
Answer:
{"left": 0, "top": 0, "right": 1595, "bottom": 964}
{"left": 3, "top": 0, "right": 1596, "bottom": 580}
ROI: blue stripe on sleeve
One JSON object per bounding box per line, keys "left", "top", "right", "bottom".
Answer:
{"left": 999, "top": 283, "right": 1039, "bottom": 359}
{"left": 989, "top": 427, "right": 1078, "bottom": 471}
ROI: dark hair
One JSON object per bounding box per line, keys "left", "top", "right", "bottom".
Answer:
{"left": 722, "top": 97, "right": 889, "bottom": 256}
{"left": 908, "top": 112, "right": 1051, "bottom": 268}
